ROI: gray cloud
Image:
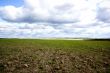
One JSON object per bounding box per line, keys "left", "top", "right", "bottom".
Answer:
{"left": 0, "top": 0, "right": 78, "bottom": 24}
{"left": 97, "top": 8, "right": 110, "bottom": 23}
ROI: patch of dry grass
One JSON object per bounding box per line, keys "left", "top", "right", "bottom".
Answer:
{"left": 0, "top": 39, "right": 110, "bottom": 73}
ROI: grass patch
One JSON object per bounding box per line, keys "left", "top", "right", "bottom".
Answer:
{"left": 0, "top": 39, "right": 110, "bottom": 73}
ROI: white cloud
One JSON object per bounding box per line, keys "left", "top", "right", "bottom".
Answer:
{"left": 96, "top": 0, "right": 110, "bottom": 23}
{"left": 0, "top": 19, "right": 110, "bottom": 38}
{"left": 0, "top": 6, "right": 23, "bottom": 22}
{"left": 0, "top": 0, "right": 110, "bottom": 38}
{"left": 0, "top": 0, "right": 99, "bottom": 24}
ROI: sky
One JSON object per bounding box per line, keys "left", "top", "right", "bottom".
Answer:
{"left": 0, "top": 0, "right": 110, "bottom": 38}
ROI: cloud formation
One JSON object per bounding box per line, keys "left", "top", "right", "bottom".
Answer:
{"left": 0, "top": 0, "right": 78, "bottom": 23}
{"left": 0, "top": 0, "right": 110, "bottom": 38}
{"left": 97, "top": 0, "right": 110, "bottom": 23}
{"left": 0, "top": 0, "right": 100, "bottom": 24}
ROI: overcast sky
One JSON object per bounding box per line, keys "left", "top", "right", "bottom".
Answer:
{"left": 0, "top": 0, "right": 110, "bottom": 38}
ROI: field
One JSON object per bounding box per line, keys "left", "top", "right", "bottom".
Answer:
{"left": 0, "top": 39, "right": 110, "bottom": 73}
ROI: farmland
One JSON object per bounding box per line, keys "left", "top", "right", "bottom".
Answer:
{"left": 0, "top": 39, "right": 110, "bottom": 73}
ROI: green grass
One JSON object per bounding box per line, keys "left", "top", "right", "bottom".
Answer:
{"left": 0, "top": 39, "right": 110, "bottom": 73}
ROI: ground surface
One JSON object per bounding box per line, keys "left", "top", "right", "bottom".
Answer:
{"left": 0, "top": 39, "right": 110, "bottom": 73}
